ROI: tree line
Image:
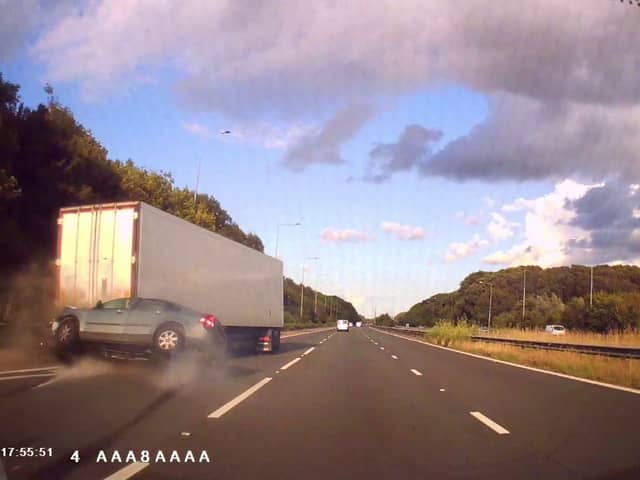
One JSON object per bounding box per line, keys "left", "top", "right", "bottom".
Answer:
{"left": 0, "top": 73, "right": 358, "bottom": 328}
{"left": 283, "top": 277, "right": 360, "bottom": 325}
{"left": 397, "top": 265, "right": 640, "bottom": 333}
{"left": 0, "top": 73, "right": 263, "bottom": 275}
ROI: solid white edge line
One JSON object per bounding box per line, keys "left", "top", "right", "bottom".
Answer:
{"left": 0, "top": 373, "right": 57, "bottom": 382}
{"left": 410, "top": 369, "right": 423, "bottom": 376}
{"left": 208, "top": 377, "right": 273, "bottom": 419}
{"left": 372, "top": 328, "right": 640, "bottom": 396}
{"left": 103, "top": 462, "right": 150, "bottom": 480}
{"left": 0, "top": 366, "right": 60, "bottom": 375}
{"left": 33, "top": 377, "right": 61, "bottom": 389}
{"left": 303, "top": 347, "right": 315, "bottom": 356}
{"left": 280, "top": 357, "right": 301, "bottom": 370}
{"left": 470, "top": 411, "right": 510, "bottom": 435}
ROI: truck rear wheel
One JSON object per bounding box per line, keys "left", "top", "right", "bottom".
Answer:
{"left": 271, "top": 328, "right": 281, "bottom": 353}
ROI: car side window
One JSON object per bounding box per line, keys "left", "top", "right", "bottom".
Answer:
{"left": 101, "top": 298, "right": 131, "bottom": 310}
{"left": 137, "top": 300, "right": 168, "bottom": 312}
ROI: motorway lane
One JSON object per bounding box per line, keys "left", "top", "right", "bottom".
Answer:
{"left": 132, "top": 328, "right": 576, "bottom": 479}
{"left": 366, "top": 328, "right": 640, "bottom": 479}
{"left": 0, "top": 330, "right": 330, "bottom": 480}
{"left": 1, "top": 326, "right": 639, "bottom": 479}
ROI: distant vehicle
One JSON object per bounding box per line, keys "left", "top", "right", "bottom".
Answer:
{"left": 355, "top": 321, "right": 362, "bottom": 327}
{"left": 337, "top": 319, "right": 350, "bottom": 332}
{"left": 349, "top": 322, "right": 354, "bottom": 327}
{"left": 50, "top": 202, "right": 283, "bottom": 357}
{"left": 478, "top": 327, "right": 489, "bottom": 334}
{"left": 545, "top": 324, "right": 566, "bottom": 335}
{"left": 50, "top": 297, "right": 227, "bottom": 360}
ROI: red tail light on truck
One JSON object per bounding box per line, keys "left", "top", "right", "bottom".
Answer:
{"left": 200, "top": 314, "right": 217, "bottom": 329}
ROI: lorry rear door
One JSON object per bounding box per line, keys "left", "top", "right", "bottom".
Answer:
{"left": 58, "top": 205, "right": 137, "bottom": 308}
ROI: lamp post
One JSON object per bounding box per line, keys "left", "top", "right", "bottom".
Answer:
{"left": 194, "top": 130, "right": 231, "bottom": 205}
{"left": 478, "top": 280, "right": 493, "bottom": 330}
{"left": 521, "top": 268, "right": 526, "bottom": 328}
{"left": 590, "top": 265, "right": 594, "bottom": 308}
{"left": 300, "top": 257, "right": 319, "bottom": 320}
{"left": 275, "top": 222, "right": 301, "bottom": 258}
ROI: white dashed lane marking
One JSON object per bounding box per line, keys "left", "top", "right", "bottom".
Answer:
{"left": 208, "top": 377, "right": 273, "bottom": 419}
{"left": 470, "top": 411, "right": 510, "bottom": 435}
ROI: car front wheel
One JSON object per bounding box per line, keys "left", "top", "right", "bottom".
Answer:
{"left": 55, "top": 318, "right": 78, "bottom": 348}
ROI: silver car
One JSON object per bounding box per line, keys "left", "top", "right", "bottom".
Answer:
{"left": 50, "top": 297, "right": 227, "bottom": 359}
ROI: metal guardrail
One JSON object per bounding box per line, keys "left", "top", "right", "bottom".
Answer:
{"left": 373, "top": 326, "right": 640, "bottom": 359}
{"left": 469, "top": 336, "right": 640, "bottom": 359}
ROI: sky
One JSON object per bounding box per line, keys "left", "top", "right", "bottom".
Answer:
{"left": 2, "top": 0, "right": 640, "bottom": 317}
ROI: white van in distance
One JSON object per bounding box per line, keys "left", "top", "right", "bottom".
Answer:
{"left": 336, "top": 319, "right": 349, "bottom": 332}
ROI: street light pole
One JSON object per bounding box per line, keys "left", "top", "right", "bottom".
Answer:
{"left": 488, "top": 283, "right": 493, "bottom": 330}
{"left": 314, "top": 291, "right": 318, "bottom": 316}
{"left": 193, "top": 130, "right": 231, "bottom": 206}
{"left": 478, "top": 280, "right": 493, "bottom": 330}
{"left": 300, "top": 256, "right": 318, "bottom": 320}
{"left": 522, "top": 268, "right": 526, "bottom": 327}
{"left": 590, "top": 265, "right": 594, "bottom": 308}
{"left": 194, "top": 157, "right": 201, "bottom": 205}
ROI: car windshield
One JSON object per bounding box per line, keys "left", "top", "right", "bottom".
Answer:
{"left": 1, "top": 2, "right": 639, "bottom": 479}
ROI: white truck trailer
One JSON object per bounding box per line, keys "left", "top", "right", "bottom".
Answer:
{"left": 56, "top": 201, "right": 283, "bottom": 352}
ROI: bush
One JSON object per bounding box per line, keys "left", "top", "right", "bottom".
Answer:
{"left": 425, "top": 320, "right": 478, "bottom": 347}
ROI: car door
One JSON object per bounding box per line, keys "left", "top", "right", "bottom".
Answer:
{"left": 121, "top": 299, "right": 170, "bottom": 345}
{"left": 81, "top": 297, "right": 131, "bottom": 343}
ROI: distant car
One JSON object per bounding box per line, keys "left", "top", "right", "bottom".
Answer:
{"left": 336, "top": 319, "right": 350, "bottom": 332}
{"left": 48, "top": 297, "right": 227, "bottom": 361}
{"left": 545, "top": 324, "right": 566, "bottom": 335}
{"left": 355, "top": 321, "right": 362, "bottom": 327}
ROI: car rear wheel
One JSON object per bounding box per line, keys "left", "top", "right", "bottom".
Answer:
{"left": 153, "top": 323, "right": 184, "bottom": 357}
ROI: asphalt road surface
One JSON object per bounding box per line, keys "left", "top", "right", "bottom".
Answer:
{"left": 1, "top": 327, "right": 639, "bottom": 479}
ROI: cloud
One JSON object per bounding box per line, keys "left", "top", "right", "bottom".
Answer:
{"left": 444, "top": 235, "right": 489, "bottom": 263}
{"left": 27, "top": 1, "right": 640, "bottom": 182}
{"left": 182, "top": 122, "right": 211, "bottom": 138}
{"left": 283, "top": 104, "right": 374, "bottom": 171}
{"left": 482, "top": 179, "right": 598, "bottom": 267}
{"left": 422, "top": 95, "right": 640, "bottom": 182}
{"left": 0, "top": 1, "right": 40, "bottom": 60}
{"left": 566, "top": 179, "right": 640, "bottom": 263}
{"left": 230, "top": 123, "right": 312, "bottom": 150}
{"left": 502, "top": 197, "right": 536, "bottom": 213}
{"left": 487, "top": 213, "right": 517, "bottom": 242}
{"left": 365, "top": 124, "right": 442, "bottom": 183}
{"left": 380, "top": 222, "right": 425, "bottom": 240}
{"left": 320, "top": 227, "right": 374, "bottom": 243}
{"left": 32, "top": 1, "right": 640, "bottom": 113}
{"left": 455, "top": 211, "right": 482, "bottom": 226}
